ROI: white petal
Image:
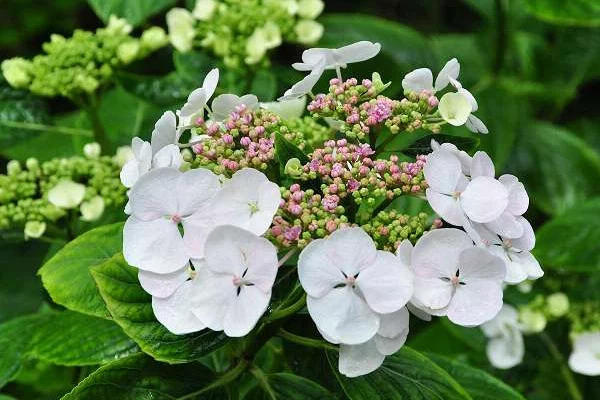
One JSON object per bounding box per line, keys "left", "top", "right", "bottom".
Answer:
{"left": 151, "top": 144, "right": 183, "bottom": 169}
{"left": 339, "top": 340, "right": 385, "bottom": 378}
{"left": 486, "top": 328, "right": 524, "bottom": 369}
{"left": 179, "top": 88, "right": 207, "bottom": 123}
{"left": 176, "top": 168, "right": 220, "bottom": 216}
{"left": 402, "top": 68, "right": 433, "bottom": 93}
{"left": 481, "top": 303, "right": 519, "bottom": 337}
{"left": 307, "top": 287, "right": 379, "bottom": 345}
{"left": 499, "top": 174, "right": 529, "bottom": 216}
{"left": 438, "top": 92, "right": 471, "bottom": 126}
{"left": 138, "top": 266, "right": 189, "bottom": 298}
{"left": 512, "top": 251, "right": 543, "bottom": 280}
{"left": 458, "top": 88, "right": 478, "bottom": 111}
{"left": 569, "top": 332, "right": 600, "bottom": 376}
{"left": 395, "top": 239, "right": 413, "bottom": 267}
{"left": 211, "top": 93, "right": 259, "bottom": 121}
{"left": 412, "top": 228, "right": 473, "bottom": 278}
{"left": 335, "top": 41, "right": 381, "bottom": 64}
{"left": 357, "top": 251, "right": 413, "bottom": 314}
{"left": 434, "top": 58, "right": 460, "bottom": 91}
{"left": 375, "top": 308, "right": 410, "bottom": 355}
{"left": 470, "top": 151, "right": 495, "bottom": 178}
{"left": 485, "top": 212, "right": 524, "bottom": 239}
{"left": 224, "top": 285, "right": 270, "bottom": 337}
{"left": 128, "top": 168, "right": 180, "bottom": 220}
{"left": 510, "top": 216, "right": 535, "bottom": 251}
{"left": 412, "top": 276, "right": 454, "bottom": 310}
{"left": 424, "top": 150, "right": 463, "bottom": 194}
{"left": 406, "top": 302, "right": 432, "bottom": 321}
{"left": 298, "top": 239, "right": 349, "bottom": 298}
{"left": 190, "top": 268, "right": 236, "bottom": 331}
{"left": 447, "top": 281, "right": 504, "bottom": 327}
{"left": 152, "top": 280, "right": 206, "bottom": 335}
{"left": 181, "top": 211, "right": 215, "bottom": 259}
{"left": 465, "top": 114, "right": 489, "bottom": 134}
{"left": 461, "top": 177, "right": 509, "bottom": 223}
{"left": 123, "top": 216, "right": 188, "bottom": 274}
{"left": 202, "top": 68, "right": 219, "bottom": 100}
{"left": 485, "top": 246, "right": 527, "bottom": 285}
{"left": 426, "top": 190, "right": 464, "bottom": 226}
{"left": 278, "top": 65, "right": 324, "bottom": 101}
{"left": 151, "top": 111, "right": 178, "bottom": 154}
{"left": 459, "top": 247, "right": 506, "bottom": 282}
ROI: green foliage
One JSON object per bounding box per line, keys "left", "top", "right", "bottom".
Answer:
{"left": 87, "top": 0, "right": 177, "bottom": 27}
{"left": 92, "top": 253, "right": 230, "bottom": 363}
{"left": 39, "top": 222, "right": 124, "bottom": 319}
{"left": 327, "top": 347, "right": 471, "bottom": 400}
{"left": 62, "top": 353, "right": 229, "bottom": 399}
{"left": 534, "top": 199, "right": 600, "bottom": 271}
{"left": 523, "top": 0, "right": 600, "bottom": 27}
{"left": 247, "top": 372, "right": 338, "bottom": 400}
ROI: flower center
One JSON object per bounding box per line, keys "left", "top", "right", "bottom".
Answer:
{"left": 248, "top": 201, "right": 260, "bottom": 215}
{"left": 170, "top": 214, "right": 182, "bottom": 224}
{"left": 452, "top": 191, "right": 462, "bottom": 199}
{"left": 502, "top": 239, "right": 512, "bottom": 249}
{"left": 441, "top": 269, "right": 465, "bottom": 286}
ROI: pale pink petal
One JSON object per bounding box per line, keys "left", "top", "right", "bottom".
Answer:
{"left": 461, "top": 177, "right": 509, "bottom": 223}
{"left": 224, "top": 285, "right": 270, "bottom": 337}
{"left": 471, "top": 151, "right": 495, "bottom": 178}
{"left": 426, "top": 189, "right": 464, "bottom": 226}
{"left": 402, "top": 68, "right": 433, "bottom": 93}
{"left": 485, "top": 212, "right": 524, "bottom": 239}
{"left": 458, "top": 247, "right": 506, "bottom": 282}
{"left": 424, "top": 150, "right": 463, "bottom": 194}
{"left": 395, "top": 239, "right": 413, "bottom": 267}
{"left": 152, "top": 280, "right": 205, "bottom": 335}
{"left": 434, "top": 58, "right": 460, "bottom": 91}
{"left": 510, "top": 217, "right": 535, "bottom": 251}
{"left": 128, "top": 168, "right": 180, "bottom": 220}
{"left": 138, "top": 266, "right": 189, "bottom": 298}
{"left": 339, "top": 340, "right": 385, "bottom": 378}
{"left": 446, "top": 280, "right": 504, "bottom": 326}
{"left": 411, "top": 228, "right": 473, "bottom": 278}
{"left": 298, "top": 239, "right": 347, "bottom": 298}
{"left": 176, "top": 168, "right": 220, "bottom": 216}
{"left": 190, "top": 268, "right": 236, "bottom": 331}
{"left": 151, "top": 111, "right": 178, "bottom": 154}
{"left": 412, "top": 276, "right": 454, "bottom": 310}
{"left": 499, "top": 174, "right": 529, "bottom": 216}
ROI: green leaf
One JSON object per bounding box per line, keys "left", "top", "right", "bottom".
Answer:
{"left": 523, "top": 0, "right": 600, "bottom": 27}
{"left": 87, "top": 0, "right": 177, "bottom": 27}
{"left": 399, "top": 133, "right": 480, "bottom": 158}
{"left": 534, "top": 198, "right": 600, "bottom": 271}
{"left": 509, "top": 121, "right": 600, "bottom": 215}
{"left": 62, "top": 353, "right": 229, "bottom": 399}
{"left": 247, "top": 372, "right": 337, "bottom": 400}
{"left": 29, "top": 311, "right": 139, "bottom": 366}
{"left": 251, "top": 70, "right": 277, "bottom": 102}
{"left": 0, "top": 313, "right": 53, "bottom": 388}
{"left": 327, "top": 347, "right": 471, "bottom": 400}
{"left": 174, "top": 50, "right": 219, "bottom": 83}
{"left": 0, "top": 78, "right": 51, "bottom": 149}
{"left": 92, "top": 253, "right": 229, "bottom": 363}
{"left": 275, "top": 131, "right": 310, "bottom": 165}
{"left": 427, "top": 355, "right": 526, "bottom": 400}
{"left": 431, "top": 34, "right": 490, "bottom": 87}
{"left": 116, "top": 71, "right": 197, "bottom": 107}
{"left": 441, "top": 318, "right": 486, "bottom": 353}
{"left": 319, "top": 14, "right": 435, "bottom": 96}
{"left": 39, "top": 222, "right": 124, "bottom": 319}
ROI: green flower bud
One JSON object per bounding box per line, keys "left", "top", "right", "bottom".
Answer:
{"left": 80, "top": 196, "right": 105, "bottom": 221}
{"left": 47, "top": 180, "right": 86, "bottom": 209}
{"left": 167, "top": 8, "right": 196, "bottom": 52}
{"left": 546, "top": 292, "right": 570, "bottom": 318}
{"left": 284, "top": 158, "right": 303, "bottom": 178}
{"left": 25, "top": 158, "right": 39, "bottom": 171}
{"left": 105, "top": 15, "right": 133, "bottom": 36}
{"left": 117, "top": 40, "right": 141, "bottom": 64}
{"left": 83, "top": 142, "right": 102, "bottom": 159}
{"left": 24, "top": 221, "right": 46, "bottom": 240}
{"left": 113, "top": 146, "right": 134, "bottom": 167}
{"left": 140, "top": 27, "right": 169, "bottom": 51}
{"left": 245, "top": 28, "right": 269, "bottom": 65}
{"left": 192, "top": 0, "right": 219, "bottom": 21}
{"left": 1, "top": 58, "right": 33, "bottom": 88}
{"left": 297, "top": 0, "right": 324, "bottom": 19}
{"left": 294, "top": 19, "right": 324, "bottom": 45}
{"left": 372, "top": 72, "right": 391, "bottom": 95}
{"left": 519, "top": 308, "right": 547, "bottom": 334}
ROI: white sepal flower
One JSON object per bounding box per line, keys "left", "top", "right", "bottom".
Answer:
{"left": 120, "top": 137, "right": 183, "bottom": 189}
{"left": 449, "top": 78, "right": 488, "bottom": 134}
{"left": 47, "top": 180, "right": 86, "bottom": 209}
{"left": 152, "top": 265, "right": 206, "bottom": 335}
{"left": 151, "top": 111, "right": 179, "bottom": 154}
{"left": 192, "top": 0, "right": 218, "bottom": 21}
{"left": 568, "top": 331, "right": 600, "bottom": 376}
{"left": 396, "top": 239, "right": 432, "bottom": 321}
{"left": 278, "top": 62, "right": 325, "bottom": 101}
{"left": 481, "top": 304, "right": 524, "bottom": 369}
{"left": 211, "top": 93, "right": 259, "bottom": 121}
{"left": 24, "top": 221, "right": 46, "bottom": 240}
{"left": 410, "top": 229, "right": 506, "bottom": 326}
{"left": 438, "top": 92, "right": 471, "bottom": 126}
{"left": 190, "top": 225, "right": 279, "bottom": 337}
{"left": 123, "top": 168, "right": 220, "bottom": 274}
{"left": 178, "top": 68, "right": 220, "bottom": 128}
{"left": 209, "top": 168, "right": 281, "bottom": 236}
{"left": 298, "top": 227, "right": 413, "bottom": 345}
{"left": 424, "top": 150, "right": 509, "bottom": 227}
{"left": 166, "top": 8, "right": 196, "bottom": 52}
{"left": 294, "top": 20, "right": 324, "bottom": 45}
{"left": 80, "top": 196, "right": 105, "bottom": 221}
{"left": 260, "top": 97, "right": 306, "bottom": 120}
{"left": 83, "top": 142, "right": 101, "bottom": 159}
{"left": 430, "top": 139, "right": 472, "bottom": 175}
{"left": 297, "top": 0, "right": 324, "bottom": 19}
{"left": 292, "top": 41, "right": 381, "bottom": 74}
{"left": 339, "top": 307, "right": 410, "bottom": 377}
{"left": 401, "top": 58, "right": 460, "bottom": 93}
{"left": 138, "top": 264, "right": 191, "bottom": 298}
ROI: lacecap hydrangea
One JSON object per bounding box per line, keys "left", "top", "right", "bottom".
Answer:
{"left": 119, "top": 40, "right": 544, "bottom": 377}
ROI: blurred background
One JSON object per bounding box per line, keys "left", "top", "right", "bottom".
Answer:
{"left": 0, "top": 0, "right": 598, "bottom": 399}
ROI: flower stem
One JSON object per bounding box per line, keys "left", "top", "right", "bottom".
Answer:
{"left": 539, "top": 332, "right": 583, "bottom": 400}
{"left": 84, "top": 95, "right": 112, "bottom": 153}
{"left": 0, "top": 120, "right": 93, "bottom": 137}
{"left": 278, "top": 248, "right": 297, "bottom": 267}
{"left": 267, "top": 293, "right": 306, "bottom": 322}
{"left": 249, "top": 364, "right": 277, "bottom": 398}
{"left": 278, "top": 328, "right": 338, "bottom": 351}
{"left": 177, "top": 359, "right": 248, "bottom": 400}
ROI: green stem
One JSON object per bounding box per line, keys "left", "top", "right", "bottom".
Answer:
{"left": 0, "top": 120, "right": 93, "bottom": 136}
{"left": 267, "top": 293, "right": 306, "bottom": 322}
{"left": 278, "top": 328, "right": 338, "bottom": 351}
{"left": 84, "top": 95, "right": 112, "bottom": 153}
{"left": 539, "top": 332, "right": 583, "bottom": 400}
{"left": 493, "top": 0, "right": 508, "bottom": 75}
{"left": 249, "top": 365, "right": 277, "bottom": 400}
{"left": 177, "top": 360, "right": 249, "bottom": 400}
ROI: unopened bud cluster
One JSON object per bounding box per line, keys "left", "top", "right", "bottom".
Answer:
{"left": 361, "top": 210, "right": 434, "bottom": 252}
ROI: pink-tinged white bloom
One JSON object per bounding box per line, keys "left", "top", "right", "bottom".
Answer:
{"left": 292, "top": 41, "right": 381, "bottom": 76}
{"left": 139, "top": 265, "right": 191, "bottom": 299}
{"left": 119, "top": 137, "right": 183, "bottom": 189}
{"left": 568, "top": 331, "right": 600, "bottom": 376}
{"left": 189, "top": 225, "right": 279, "bottom": 337}
{"left": 396, "top": 240, "right": 432, "bottom": 322}
{"left": 473, "top": 217, "right": 543, "bottom": 284}
{"left": 150, "top": 111, "right": 179, "bottom": 154}
{"left": 481, "top": 304, "right": 524, "bottom": 369}
{"left": 209, "top": 168, "right": 281, "bottom": 236}
{"left": 178, "top": 68, "right": 219, "bottom": 128}
{"left": 211, "top": 93, "right": 259, "bottom": 121}
{"left": 339, "top": 307, "right": 410, "bottom": 377}
{"left": 448, "top": 78, "right": 488, "bottom": 133}
{"left": 424, "top": 150, "right": 509, "bottom": 227}
{"left": 410, "top": 229, "right": 506, "bottom": 326}
{"left": 402, "top": 58, "right": 460, "bottom": 93}
{"left": 430, "top": 139, "right": 472, "bottom": 175}
{"left": 123, "top": 168, "right": 220, "bottom": 274}
{"left": 298, "top": 227, "right": 413, "bottom": 345}
{"left": 151, "top": 262, "right": 206, "bottom": 335}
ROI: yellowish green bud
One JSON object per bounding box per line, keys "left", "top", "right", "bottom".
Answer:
{"left": 263, "top": 21, "right": 282, "bottom": 49}
{"left": 6, "top": 160, "right": 21, "bottom": 176}
{"left": 519, "top": 308, "right": 547, "bottom": 334}
{"left": 74, "top": 74, "right": 99, "bottom": 94}
{"left": 25, "top": 158, "right": 39, "bottom": 171}
{"left": 438, "top": 92, "right": 471, "bottom": 126}
{"left": 517, "top": 280, "right": 533, "bottom": 293}
{"left": 372, "top": 72, "right": 391, "bottom": 94}
{"left": 47, "top": 180, "right": 86, "bottom": 209}
{"left": 105, "top": 15, "right": 133, "bottom": 36}
{"left": 166, "top": 8, "right": 196, "bottom": 52}
{"left": 114, "top": 146, "right": 134, "bottom": 167}
{"left": 80, "top": 196, "right": 105, "bottom": 221}
{"left": 294, "top": 20, "right": 324, "bottom": 45}
{"left": 1, "top": 58, "right": 32, "bottom": 89}
{"left": 297, "top": 0, "right": 324, "bottom": 19}
{"left": 245, "top": 28, "right": 269, "bottom": 65}
{"left": 117, "top": 40, "right": 141, "bottom": 64}
{"left": 24, "top": 221, "right": 46, "bottom": 240}
{"left": 83, "top": 142, "right": 102, "bottom": 159}
{"left": 192, "top": 0, "right": 218, "bottom": 21}
{"left": 140, "top": 27, "right": 169, "bottom": 51}
{"left": 284, "top": 158, "right": 303, "bottom": 178}
{"left": 546, "top": 292, "right": 570, "bottom": 318}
